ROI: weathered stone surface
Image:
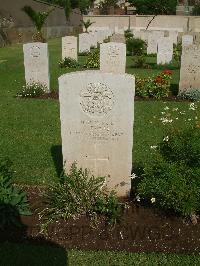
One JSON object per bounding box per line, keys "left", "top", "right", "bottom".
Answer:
{"left": 182, "top": 35, "right": 193, "bottom": 46}
{"left": 147, "top": 31, "right": 164, "bottom": 54}
{"left": 59, "top": 71, "right": 135, "bottom": 197}
{"left": 179, "top": 45, "right": 200, "bottom": 92}
{"left": 62, "top": 36, "right": 77, "bottom": 60}
{"left": 110, "top": 34, "right": 125, "bottom": 43}
{"left": 157, "top": 37, "right": 173, "bottom": 65}
{"left": 100, "top": 42, "right": 126, "bottom": 74}
{"left": 23, "top": 42, "right": 50, "bottom": 92}
{"left": 79, "top": 33, "right": 91, "bottom": 53}
{"left": 168, "top": 31, "right": 178, "bottom": 44}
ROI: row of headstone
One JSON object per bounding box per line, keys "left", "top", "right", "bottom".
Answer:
{"left": 79, "top": 29, "right": 113, "bottom": 53}
{"left": 59, "top": 41, "right": 134, "bottom": 197}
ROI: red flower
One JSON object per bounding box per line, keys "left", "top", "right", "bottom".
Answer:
{"left": 155, "top": 76, "right": 163, "bottom": 84}
{"left": 162, "top": 69, "right": 172, "bottom": 75}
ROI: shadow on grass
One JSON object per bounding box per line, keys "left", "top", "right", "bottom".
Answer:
{"left": 170, "top": 83, "right": 179, "bottom": 96}
{"left": 0, "top": 203, "right": 68, "bottom": 266}
{"left": 51, "top": 145, "right": 63, "bottom": 177}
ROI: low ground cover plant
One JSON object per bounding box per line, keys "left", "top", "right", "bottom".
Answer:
{"left": 16, "top": 82, "right": 47, "bottom": 98}
{"left": 134, "top": 103, "right": 200, "bottom": 223}
{"left": 59, "top": 57, "right": 80, "bottom": 68}
{"left": 135, "top": 69, "right": 173, "bottom": 99}
{"left": 179, "top": 89, "right": 200, "bottom": 102}
{"left": 39, "top": 163, "right": 122, "bottom": 233}
{"left": 84, "top": 48, "right": 100, "bottom": 68}
{"left": 0, "top": 157, "right": 31, "bottom": 229}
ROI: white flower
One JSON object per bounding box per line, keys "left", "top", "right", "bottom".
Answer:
{"left": 160, "top": 117, "right": 173, "bottom": 124}
{"left": 150, "top": 145, "right": 157, "bottom": 150}
{"left": 163, "top": 136, "right": 169, "bottom": 142}
{"left": 172, "top": 108, "right": 178, "bottom": 111}
{"left": 161, "top": 112, "right": 166, "bottom": 115}
{"left": 131, "top": 173, "right": 137, "bottom": 179}
{"left": 136, "top": 195, "right": 140, "bottom": 202}
{"left": 188, "top": 118, "right": 192, "bottom": 121}
{"left": 164, "top": 106, "right": 169, "bottom": 111}
{"left": 189, "top": 103, "right": 196, "bottom": 111}
{"left": 151, "top": 197, "right": 156, "bottom": 203}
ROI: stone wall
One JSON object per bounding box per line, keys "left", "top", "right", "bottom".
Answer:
{"left": 83, "top": 15, "right": 200, "bottom": 32}
{"left": 0, "top": 0, "right": 82, "bottom": 46}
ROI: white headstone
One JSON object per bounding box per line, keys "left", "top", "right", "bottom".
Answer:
{"left": 157, "top": 37, "right": 173, "bottom": 65}
{"left": 59, "top": 71, "right": 135, "bottom": 197}
{"left": 79, "top": 33, "right": 91, "bottom": 53}
{"left": 110, "top": 34, "right": 126, "bottom": 43}
{"left": 182, "top": 35, "right": 193, "bottom": 47}
{"left": 88, "top": 31, "right": 98, "bottom": 48}
{"left": 62, "top": 36, "right": 77, "bottom": 60}
{"left": 168, "top": 31, "right": 178, "bottom": 45}
{"left": 23, "top": 42, "right": 50, "bottom": 92}
{"left": 147, "top": 31, "right": 164, "bottom": 54}
{"left": 179, "top": 45, "right": 200, "bottom": 92}
{"left": 100, "top": 42, "right": 126, "bottom": 74}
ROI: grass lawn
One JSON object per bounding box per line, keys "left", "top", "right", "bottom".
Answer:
{"left": 0, "top": 38, "right": 200, "bottom": 264}
{"left": 0, "top": 38, "right": 195, "bottom": 185}
{"left": 1, "top": 242, "right": 200, "bottom": 266}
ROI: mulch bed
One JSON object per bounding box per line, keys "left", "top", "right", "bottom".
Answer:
{"left": 1, "top": 186, "right": 200, "bottom": 254}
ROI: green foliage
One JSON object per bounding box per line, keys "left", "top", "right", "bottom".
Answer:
{"left": 135, "top": 70, "right": 172, "bottom": 99}
{"left": 135, "top": 126, "right": 200, "bottom": 218}
{"left": 159, "top": 127, "right": 200, "bottom": 168}
{"left": 22, "top": 6, "right": 54, "bottom": 33}
{"left": 173, "top": 43, "right": 182, "bottom": 66}
{"left": 59, "top": 57, "right": 80, "bottom": 68}
{"left": 132, "top": 55, "right": 146, "bottom": 68}
{"left": 192, "top": 3, "right": 200, "bottom": 16}
{"left": 98, "top": 0, "right": 118, "bottom": 14}
{"left": 179, "top": 89, "right": 200, "bottom": 102}
{"left": 124, "top": 29, "right": 133, "bottom": 40}
{"left": 128, "top": 0, "right": 177, "bottom": 15}
{"left": 126, "top": 38, "right": 146, "bottom": 56}
{"left": 0, "top": 157, "right": 31, "bottom": 229}
{"left": 84, "top": 49, "right": 100, "bottom": 68}
{"left": 16, "top": 83, "right": 47, "bottom": 98}
{"left": 81, "top": 19, "right": 95, "bottom": 33}
{"left": 40, "top": 163, "right": 122, "bottom": 231}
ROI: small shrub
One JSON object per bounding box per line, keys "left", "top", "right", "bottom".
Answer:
{"left": 17, "top": 82, "right": 47, "bottom": 98}
{"left": 132, "top": 55, "right": 146, "bottom": 68}
{"left": 124, "top": 29, "right": 133, "bottom": 40}
{"left": 0, "top": 157, "right": 31, "bottom": 229}
{"left": 84, "top": 49, "right": 100, "bottom": 69}
{"left": 135, "top": 109, "right": 200, "bottom": 221}
{"left": 173, "top": 42, "right": 182, "bottom": 65}
{"left": 135, "top": 69, "right": 172, "bottom": 99}
{"left": 59, "top": 57, "right": 80, "bottom": 68}
{"left": 126, "top": 37, "right": 146, "bottom": 56}
{"left": 39, "top": 163, "right": 122, "bottom": 232}
{"left": 178, "top": 89, "right": 200, "bottom": 102}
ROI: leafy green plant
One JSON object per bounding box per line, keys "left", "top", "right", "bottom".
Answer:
{"left": 135, "top": 70, "right": 172, "bottom": 99}
{"left": 81, "top": 19, "right": 95, "bottom": 33}
{"left": 132, "top": 55, "right": 146, "bottom": 68}
{"left": 173, "top": 42, "right": 182, "bottom": 66}
{"left": 84, "top": 48, "right": 100, "bottom": 68}
{"left": 178, "top": 89, "right": 200, "bottom": 102}
{"left": 39, "top": 163, "right": 122, "bottom": 232}
{"left": 16, "top": 82, "right": 47, "bottom": 98}
{"left": 134, "top": 102, "right": 200, "bottom": 223}
{"left": 59, "top": 57, "right": 80, "bottom": 68}
{"left": 126, "top": 38, "right": 146, "bottom": 56}
{"left": 22, "top": 6, "right": 54, "bottom": 42}
{"left": 124, "top": 29, "right": 133, "bottom": 40}
{"left": 0, "top": 157, "right": 31, "bottom": 229}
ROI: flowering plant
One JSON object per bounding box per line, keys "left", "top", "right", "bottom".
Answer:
{"left": 135, "top": 70, "right": 172, "bottom": 99}
{"left": 134, "top": 102, "right": 200, "bottom": 223}
{"left": 16, "top": 82, "right": 47, "bottom": 98}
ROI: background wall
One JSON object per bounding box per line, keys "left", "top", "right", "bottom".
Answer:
{"left": 0, "top": 0, "right": 82, "bottom": 45}
{"left": 83, "top": 15, "right": 200, "bottom": 32}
